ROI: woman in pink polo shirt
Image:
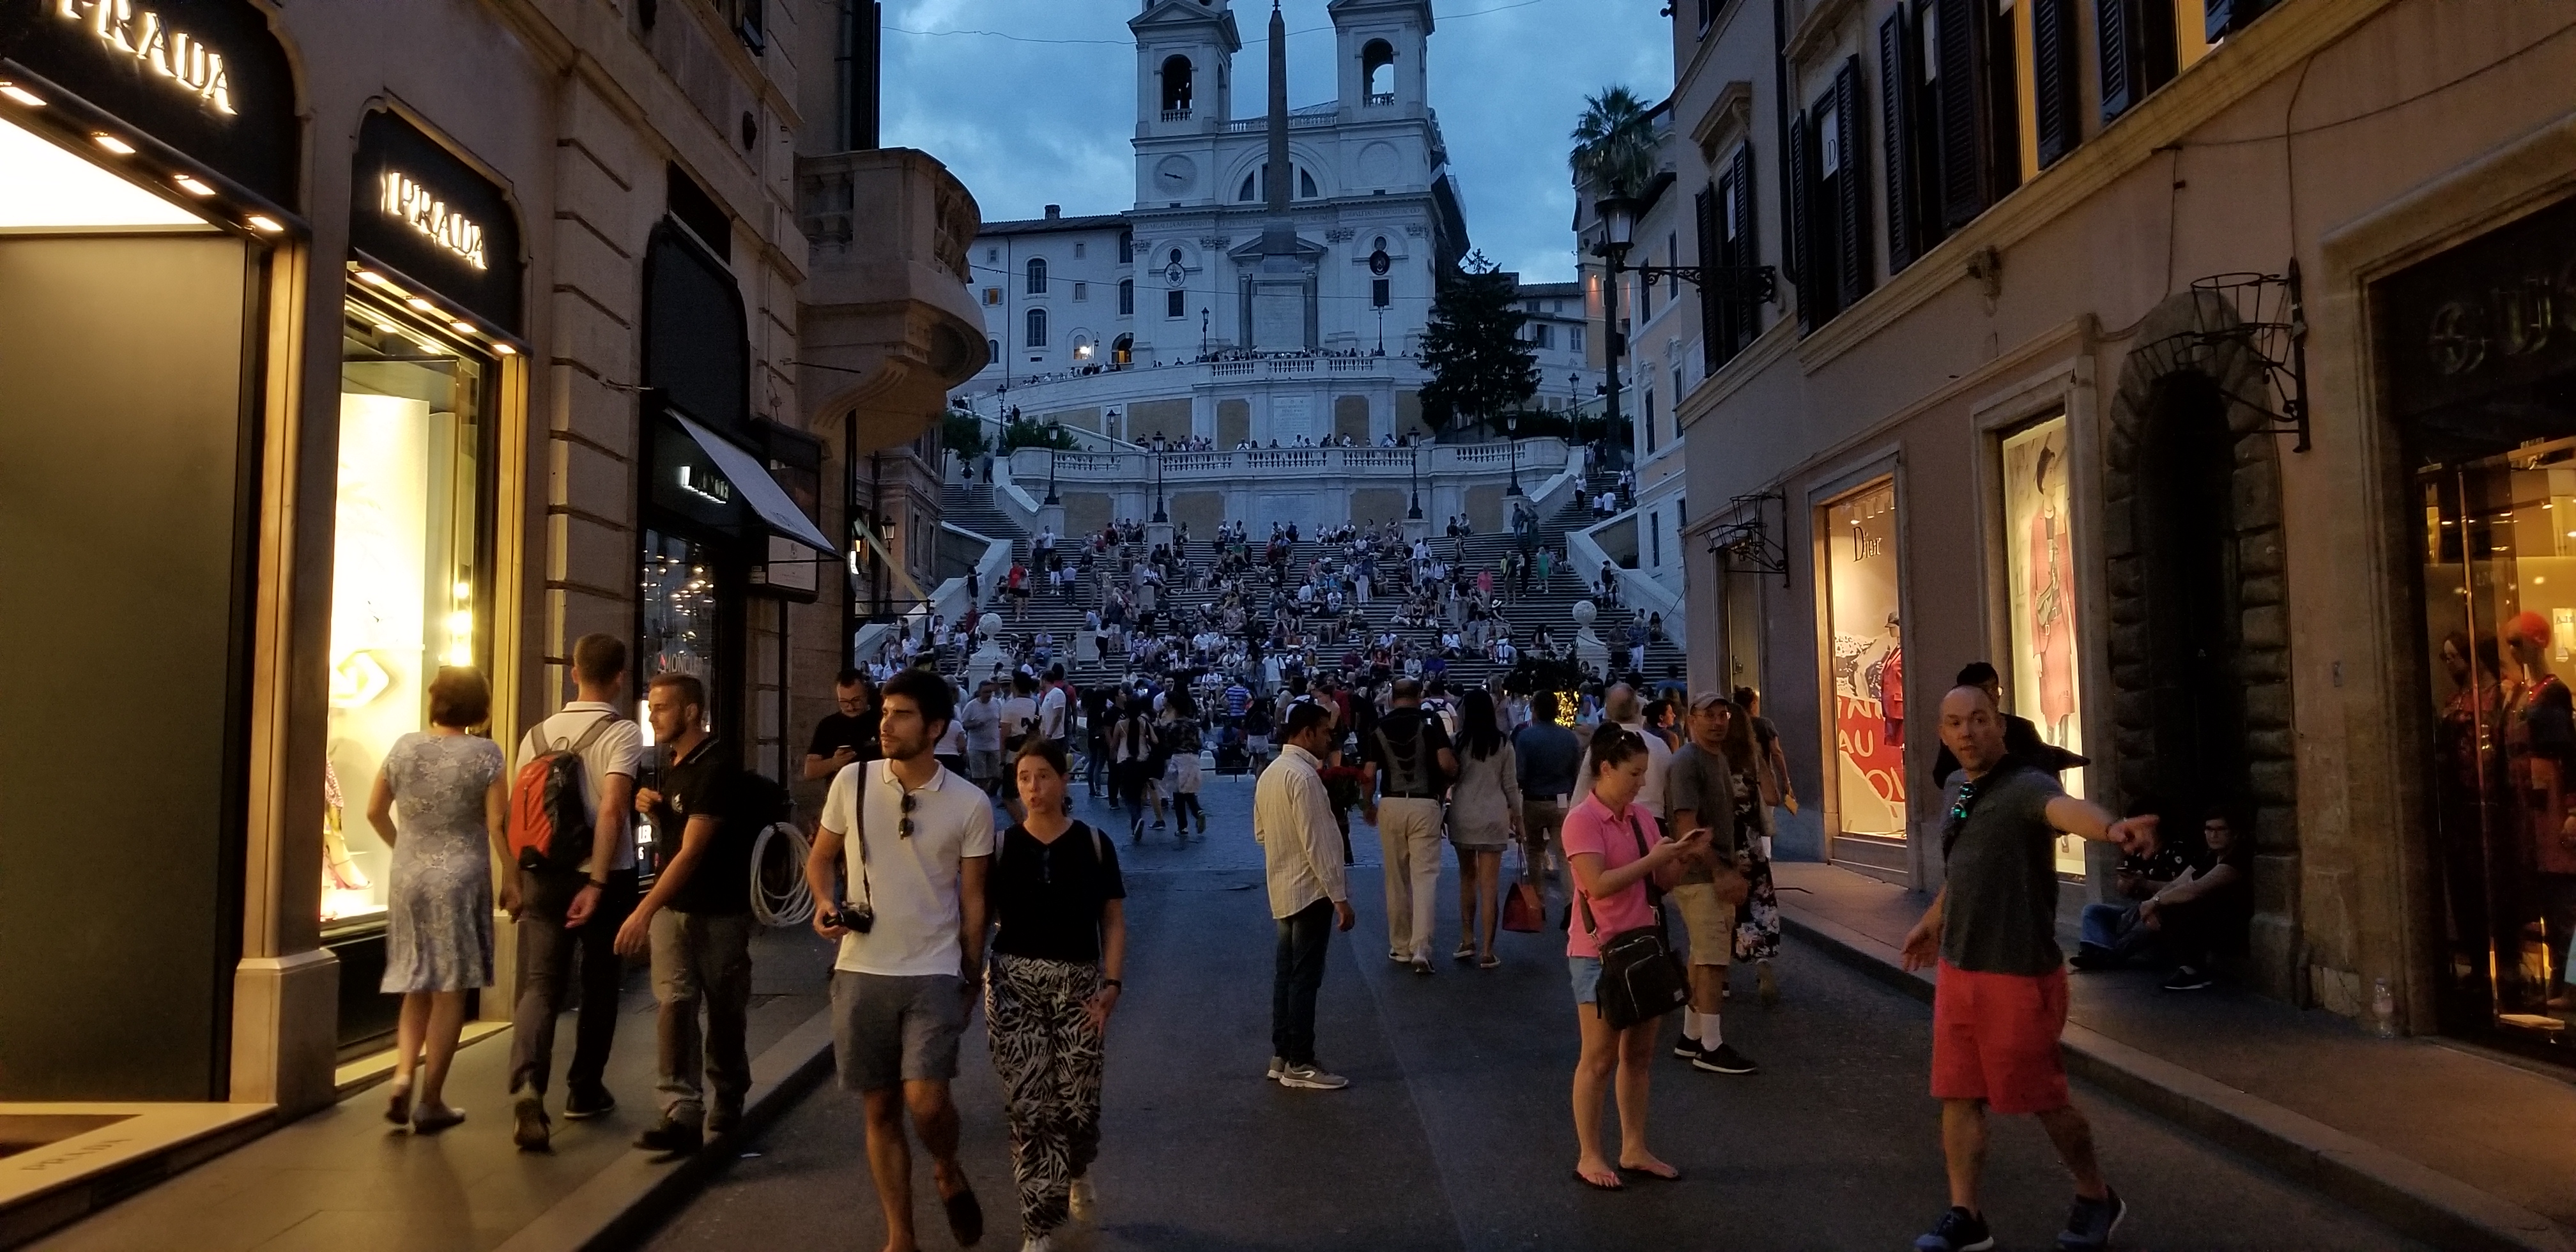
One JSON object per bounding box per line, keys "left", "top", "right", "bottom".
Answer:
{"left": 1563, "top": 724, "right": 1710, "bottom": 1191}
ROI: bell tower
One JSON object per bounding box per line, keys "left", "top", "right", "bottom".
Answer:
{"left": 1330, "top": 0, "right": 1432, "bottom": 119}
{"left": 1131, "top": 0, "right": 1241, "bottom": 139}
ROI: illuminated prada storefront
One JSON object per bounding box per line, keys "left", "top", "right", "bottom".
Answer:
{"left": 0, "top": 0, "right": 302, "bottom": 1101}
{"left": 321, "top": 107, "right": 525, "bottom": 1050}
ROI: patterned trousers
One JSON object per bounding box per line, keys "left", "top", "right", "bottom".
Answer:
{"left": 985, "top": 953, "right": 1107, "bottom": 1237}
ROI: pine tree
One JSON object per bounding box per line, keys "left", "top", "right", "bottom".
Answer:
{"left": 1418, "top": 251, "right": 1540, "bottom": 436}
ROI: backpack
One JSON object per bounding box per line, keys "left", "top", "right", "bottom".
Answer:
{"left": 1372, "top": 714, "right": 1442, "bottom": 797}
{"left": 508, "top": 712, "right": 620, "bottom": 873}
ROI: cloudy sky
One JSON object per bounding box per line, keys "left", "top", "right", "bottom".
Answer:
{"left": 880, "top": 0, "right": 1670, "bottom": 284}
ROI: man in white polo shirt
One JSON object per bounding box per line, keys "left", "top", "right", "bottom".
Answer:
{"left": 806, "top": 667, "right": 993, "bottom": 1251}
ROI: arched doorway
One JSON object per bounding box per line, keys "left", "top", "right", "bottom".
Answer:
{"left": 2103, "top": 290, "right": 2297, "bottom": 998}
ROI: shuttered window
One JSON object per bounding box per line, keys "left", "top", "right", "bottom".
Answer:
{"left": 1934, "top": 0, "right": 1982, "bottom": 229}
{"left": 1696, "top": 184, "right": 1722, "bottom": 373}
{"left": 1880, "top": 9, "right": 1919, "bottom": 273}
{"left": 1786, "top": 111, "right": 1811, "bottom": 330}
{"left": 1833, "top": 56, "right": 1872, "bottom": 312}
{"left": 2097, "top": 0, "right": 2178, "bottom": 125}
{"left": 2032, "top": 0, "right": 2080, "bottom": 167}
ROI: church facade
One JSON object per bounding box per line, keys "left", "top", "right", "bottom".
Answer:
{"left": 955, "top": 0, "right": 1469, "bottom": 452}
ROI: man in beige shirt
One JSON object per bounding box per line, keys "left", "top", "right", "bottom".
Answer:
{"left": 1254, "top": 700, "right": 1355, "bottom": 1091}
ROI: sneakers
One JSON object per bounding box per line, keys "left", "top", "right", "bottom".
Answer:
{"left": 1913, "top": 1205, "right": 1996, "bottom": 1252}
{"left": 512, "top": 1096, "right": 551, "bottom": 1152}
{"left": 2161, "top": 966, "right": 2213, "bottom": 991}
{"left": 1690, "top": 1042, "right": 1759, "bottom": 1074}
{"left": 2057, "top": 1189, "right": 2128, "bottom": 1250}
{"left": 1411, "top": 958, "right": 1435, "bottom": 975}
{"left": 1265, "top": 1055, "right": 1284, "bottom": 1081}
{"left": 1671, "top": 1038, "right": 1705, "bottom": 1062}
{"left": 1068, "top": 1176, "right": 1098, "bottom": 1223}
{"left": 562, "top": 1083, "right": 616, "bottom": 1120}
{"left": 634, "top": 1119, "right": 703, "bottom": 1155}
{"left": 1275, "top": 1062, "right": 1349, "bottom": 1090}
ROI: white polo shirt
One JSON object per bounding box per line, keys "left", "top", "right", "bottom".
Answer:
{"left": 516, "top": 701, "right": 644, "bottom": 870}
{"left": 818, "top": 760, "right": 995, "bottom": 978}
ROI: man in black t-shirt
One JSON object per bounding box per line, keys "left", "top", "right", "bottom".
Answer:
{"left": 1360, "top": 678, "right": 1457, "bottom": 972}
{"left": 616, "top": 672, "right": 761, "bottom": 1155}
{"left": 805, "top": 669, "right": 880, "bottom": 782}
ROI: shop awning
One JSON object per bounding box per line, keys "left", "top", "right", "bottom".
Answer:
{"left": 671, "top": 413, "right": 836, "bottom": 553}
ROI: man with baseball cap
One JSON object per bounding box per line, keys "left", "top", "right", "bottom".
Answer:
{"left": 1662, "top": 692, "right": 1757, "bottom": 1074}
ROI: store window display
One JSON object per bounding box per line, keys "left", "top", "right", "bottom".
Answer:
{"left": 1825, "top": 480, "right": 1905, "bottom": 839}
{"left": 323, "top": 299, "right": 494, "bottom": 929}
{"left": 2002, "top": 416, "right": 2089, "bottom": 876}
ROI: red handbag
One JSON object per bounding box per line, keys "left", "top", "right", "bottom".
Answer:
{"left": 1501, "top": 880, "right": 1545, "bottom": 933}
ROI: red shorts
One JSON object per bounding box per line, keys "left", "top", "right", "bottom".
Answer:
{"left": 1930, "top": 960, "right": 2070, "bottom": 1115}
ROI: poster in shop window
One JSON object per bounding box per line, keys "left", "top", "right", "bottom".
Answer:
{"left": 1826, "top": 481, "right": 1906, "bottom": 837}
{"left": 2002, "top": 416, "right": 2088, "bottom": 876}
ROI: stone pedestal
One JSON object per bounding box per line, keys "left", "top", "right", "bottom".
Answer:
{"left": 228, "top": 947, "right": 339, "bottom": 1114}
{"left": 1402, "top": 514, "right": 1431, "bottom": 544}
{"left": 1037, "top": 501, "right": 1066, "bottom": 538}
{"left": 1146, "top": 521, "right": 1174, "bottom": 553}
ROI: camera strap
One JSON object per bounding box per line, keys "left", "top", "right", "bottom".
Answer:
{"left": 852, "top": 763, "right": 876, "bottom": 912}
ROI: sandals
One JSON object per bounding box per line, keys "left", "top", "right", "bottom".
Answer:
{"left": 1453, "top": 940, "right": 1476, "bottom": 961}
{"left": 384, "top": 1081, "right": 413, "bottom": 1126}
{"left": 1478, "top": 954, "right": 1501, "bottom": 970}
{"left": 411, "top": 1104, "right": 466, "bottom": 1134}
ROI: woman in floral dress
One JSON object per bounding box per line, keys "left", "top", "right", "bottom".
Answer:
{"left": 365, "top": 666, "right": 513, "bottom": 1132}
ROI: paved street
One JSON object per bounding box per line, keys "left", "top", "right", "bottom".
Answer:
{"left": 640, "top": 775, "right": 2425, "bottom": 1252}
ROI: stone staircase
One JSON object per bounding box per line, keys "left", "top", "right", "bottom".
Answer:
{"left": 930, "top": 473, "right": 1686, "bottom": 696}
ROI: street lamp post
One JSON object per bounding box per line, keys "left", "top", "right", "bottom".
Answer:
{"left": 1151, "top": 444, "right": 1168, "bottom": 523}
{"left": 1407, "top": 442, "right": 1423, "bottom": 521}
{"left": 1044, "top": 420, "right": 1061, "bottom": 505}
{"left": 1505, "top": 409, "right": 1522, "bottom": 498}
{"left": 1200, "top": 307, "right": 1210, "bottom": 358}
{"left": 1591, "top": 195, "right": 1637, "bottom": 476}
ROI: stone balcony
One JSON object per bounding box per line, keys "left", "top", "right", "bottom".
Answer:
{"left": 796, "top": 147, "right": 988, "bottom": 453}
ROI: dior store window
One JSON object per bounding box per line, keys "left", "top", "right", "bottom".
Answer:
{"left": 1824, "top": 479, "right": 1908, "bottom": 859}
{"left": 2000, "top": 415, "right": 2090, "bottom": 877}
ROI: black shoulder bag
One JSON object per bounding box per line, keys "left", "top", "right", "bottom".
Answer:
{"left": 1575, "top": 814, "right": 1689, "bottom": 1030}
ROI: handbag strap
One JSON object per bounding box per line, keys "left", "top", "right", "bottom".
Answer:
{"left": 1575, "top": 807, "right": 1654, "bottom": 940}
{"left": 850, "top": 764, "right": 875, "bottom": 912}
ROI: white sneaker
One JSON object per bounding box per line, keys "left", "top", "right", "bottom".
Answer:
{"left": 1276, "top": 1063, "right": 1349, "bottom": 1090}
{"left": 1020, "top": 1235, "right": 1054, "bottom": 1252}
{"left": 1069, "top": 1177, "right": 1098, "bottom": 1222}
{"left": 1265, "top": 1055, "right": 1284, "bottom": 1081}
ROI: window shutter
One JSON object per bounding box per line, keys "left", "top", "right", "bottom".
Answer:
{"left": 1696, "top": 185, "right": 1722, "bottom": 374}
{"left": 1835, "top": 56, "right": 1872, "bottom": 310}
{"left": 2033, "top": 0, "right": 2078, "bottom": 167}
{"left": 2097, "top": 0, "right": 2134, "bottom": 122}
{"left": 1788, "top": 112, "right": 1812, "bottom": 333}
{"left": 1880, "top": 10, "right": 1917, "bottom": 273}
{"left": 1729, "top": 144, "right": 1758, "bottom": 355}
{"left": 1935, "top": 0, "right": 1983, "bottom": 229}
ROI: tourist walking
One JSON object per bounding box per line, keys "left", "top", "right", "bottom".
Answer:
{"left": 508, "top": 634, "right": 644, "bottom": 1152}
{"left": 1716, "top": 698, "right": 1786, "bottom": 1001}
{"left": 1901, "top": 683, "right": 2158, "bottom": 1252}
{"left": 805, "top": 668, "right": 994, "bottom": 1252}
{"left": 368, "top": 666, "right": 510, "bottom": 1134}
{"left": 1109, "top": 694, "right": 1159, "bottom": 842}
{"left": 1446, "top": 689, "right": 1519, "bottom": 968}
{"left": 617, "top": 671, "right": 765, "bottom": 1155}
{"left": 1660, "top": 692, "right": 1757, "bottom": 1074}
{"left": 1733, "top": 685, "right": 1798, "bottom": 820}
{"left": 1360, "top": 678, "right": 1457, "bottom": 973}
{"left": 1254, "top": 700, "right": 1356, "bottom": 1090}
{"left": 985, "top": 742, "right": 1126, "bottom": 1251}
{"left": 1160, "top": 689, "right": 1207, "bottom": 839}
{"left": 1514, "top": 694, "right": 1583, "bottom": 890}
{"left": 1565, "top": 724, "right": 1710, "bottom": 1190}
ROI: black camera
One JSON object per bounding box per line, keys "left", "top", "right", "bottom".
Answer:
{"left": 832, "top": 901, "right": 875, "bottom": 935}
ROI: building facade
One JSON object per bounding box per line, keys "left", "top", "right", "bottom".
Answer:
{"left": 0, "top": 0, "right": 979, "bottom": 1149}
{"left": 951, "top": 0, "right": 1473, "bottom": 478}
{"left": 1662, "top": 0, "right": 2576, "bottom": 1058}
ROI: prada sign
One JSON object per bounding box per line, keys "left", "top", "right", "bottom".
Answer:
{"left": 2381, "top": 194, "right": 2576, "bottom": 425}
{"left": 0, "top": 0, "right": 295, "bottom": 203}
{"left": 349, "top": 109, "right": 523, "bottom": 330}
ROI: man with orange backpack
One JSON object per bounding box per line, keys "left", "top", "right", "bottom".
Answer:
{"left": 505, "top": 632, "right": 645, "bottom": 1152}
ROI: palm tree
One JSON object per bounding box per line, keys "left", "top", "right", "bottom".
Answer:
{"left": 1568, "top": 86, "right": 1656, "bottom": 201}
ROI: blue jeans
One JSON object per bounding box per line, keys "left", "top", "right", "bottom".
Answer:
{"left": 2080, "top": 902, "right": 2158, "bottom": 963}
{"left": 1271, "top": 899, "right": 1333, "bottom": 1066}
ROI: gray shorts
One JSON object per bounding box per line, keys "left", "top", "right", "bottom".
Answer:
{"left": 967, "top": 747, "right": 1002, "bottom": 780}
{"left": 831, "top": 970, "right": 968, "bottom": 1091}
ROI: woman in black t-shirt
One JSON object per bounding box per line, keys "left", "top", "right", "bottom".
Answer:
{"left": 984, "top": 740, "right": 1127, "bottom": 1244}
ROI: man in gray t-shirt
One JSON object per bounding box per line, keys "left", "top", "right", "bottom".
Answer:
{"left": 1899, "top": 684, "right": 2156, "bottom": 1252}
{"left": 1662, "top": 692, "right": 1752, "bottom": 1073}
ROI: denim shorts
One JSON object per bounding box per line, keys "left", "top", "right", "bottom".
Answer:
{"left": 1567, "top": 955, "right": 1603, "bottom": 1005}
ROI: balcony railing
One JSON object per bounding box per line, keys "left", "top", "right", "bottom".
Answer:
{"left": 797, "top": 148, "right": 974, "bottom": 282}
{"left": 1009, "top": 438, "right": 1571, "bottom": 485}
{"left": 1365, "top": 92, "right": 1395, "bottom": 107}
{"left": 1160, "top": 108, "right": 1192, "bottom": 122}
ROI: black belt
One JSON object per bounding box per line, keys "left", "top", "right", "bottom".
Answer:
{"left": 1382, "top": 793, "right": 1442, "bottom": 800}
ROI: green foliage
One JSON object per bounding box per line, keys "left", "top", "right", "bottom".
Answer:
{"left": 999, "top": 415, "right": 1078, "bottom": 452}
{"left": 1569, "top": 85, "right": 1657, "bottom": 201}
{"left": 940, "top": 410, "right": 990, "bottom": 461}
{"left": 1418, "top": 251, "right": 1540, "bottom": 434}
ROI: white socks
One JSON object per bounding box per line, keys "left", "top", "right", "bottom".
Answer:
{"left": 1689, "top": 1011, "right": 1722, "bottom": 1046}
{"left": 1682, "top": 1012, "right": 1701, "bottom": 1041}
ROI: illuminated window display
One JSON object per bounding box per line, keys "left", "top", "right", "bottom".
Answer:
{"left": 1825, "top": 480, "right": 1906, "bottom": 839}
{"left": 323, "top": 298, "right": 493, "bottom": 930}
{"left": 2002, "top": 415, "right": 2089, "bottom": 876}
